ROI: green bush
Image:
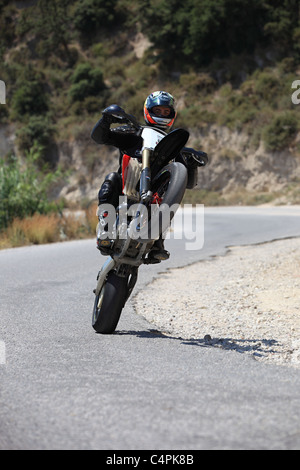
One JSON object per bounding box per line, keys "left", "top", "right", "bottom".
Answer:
{"left": 216, "top": 92, "right": 257, "bottom": 130}
{"left": 11, "top": 75, "right": 49, "bottom": 119}
{"left": 138, "top": 0, "right": 268, "bottom": 67}
{"left": 176, "top": 105, "right": 216, "bottom": 129}
{"left": 74, "top": 0, "right": 120, "bottom": 38}
{"left": 0, "top": 2, "right": 17, "bottom": 49}
{"left": 17, "top": 0, "right": 73, "bottom": 63}
{"left": 0, "top": 145, "right": 60, "bottom": 231}
{"left": 68, "top": 63, "right": 105, "bottom": 102}
{"left": 16, "top": 115, "right": 56, "bottom": 153}
{"left": 262, "top": 112, "right": 299, "bottom": 151}
{"left": 253, "top": 70, "right": 280, "bottom": 102}
{"left": 179, "top": 73, "right": 217, "bottom": 95}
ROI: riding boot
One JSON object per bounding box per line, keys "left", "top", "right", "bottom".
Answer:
{"left": 96, "top": 172, "right": 121, "bottom": 255}
{"left": 96, "top": 210, "right": 113, "bottom": 255}
{"left": 148, "top": 236, "right": 170, "bottom": 261}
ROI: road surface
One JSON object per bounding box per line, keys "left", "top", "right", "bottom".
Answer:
{"left": 0, "top": 206, "right": 300, "bottom": 450}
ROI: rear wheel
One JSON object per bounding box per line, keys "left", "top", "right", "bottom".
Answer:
{"left": 92, "top": 271, "right": 128, "bottom": 334}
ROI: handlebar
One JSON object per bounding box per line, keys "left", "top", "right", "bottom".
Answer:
{"left": 102, "top": 104, "right": 141, "bottom": 131}
{"left": 122, "top": 113, "right": 141, "bottom": 131}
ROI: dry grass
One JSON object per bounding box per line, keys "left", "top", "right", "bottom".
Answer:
{"left": 1, "top": 213, "right": 60, "bottom": 247}
{"left": 85, "top": 201, "right": 98, "bottom": 234}
{"left": 0, "top": 202, "right": 99, "bottom": 249}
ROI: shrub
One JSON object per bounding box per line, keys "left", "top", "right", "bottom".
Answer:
{"left": 262, "top": 112, "right": 299, "bottom": 151}
{"left": 18, "top": 0, "right": 73, "bottom": 63}
{"left": 253, "top": 71, "right": 280, "bottom": 102}
{"left": 217, "top": 94, "right": 257, "bottom": 130}
{"left": 0, "top": 145, "right": 60, "bottom": 231}
{"left": 176, "top": 105, "right": 216, "bottom": 129}
{"left": 68, "top": 63, "right": 105, "bottom": 102}
{"left": 0, "top": 2, "right": 16, "bottom": 48}
{"left": 11, "top": 77, "right": 49, "bottom": 119}
{"left": 74, "top": 0, "right": 120, "bottom": 39}
{"left": 16, "top": 115, "right": 56, "bottom": 153}
{"left": 179, "top": 73, "right": 217, "bottom": 95}
{"left": 5, "top": 213, "right": 60, "bottom": 246}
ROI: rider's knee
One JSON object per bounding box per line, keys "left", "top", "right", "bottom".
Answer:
{"left": 98, "top": 172, "right": 122, "bottom": 207}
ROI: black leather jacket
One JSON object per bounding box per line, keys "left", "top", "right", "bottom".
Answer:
{"left": 91, "top": 115, "right": 199, "bottom": 188}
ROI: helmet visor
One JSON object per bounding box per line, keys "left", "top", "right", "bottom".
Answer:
{"left": 151, "top": 106, "right": 172, "bottom": 117}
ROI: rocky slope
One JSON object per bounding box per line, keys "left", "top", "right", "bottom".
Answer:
{"left": 193, "top": 125, "right": 300, "bottom": 202}
{"left": 2, "top": 121, "right": 300, "bottom": 206}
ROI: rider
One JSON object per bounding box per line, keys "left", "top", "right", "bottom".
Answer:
{"left": 91, "top": 90, "right": 206, "bottom": 257}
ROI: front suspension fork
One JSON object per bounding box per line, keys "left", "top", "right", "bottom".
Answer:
{"left": 140, "top": 148, "right": 152, "bottom": 202}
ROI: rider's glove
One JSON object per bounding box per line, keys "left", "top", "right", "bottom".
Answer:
{"left": 102, "top": 104, "right": 127, "bottom": 124}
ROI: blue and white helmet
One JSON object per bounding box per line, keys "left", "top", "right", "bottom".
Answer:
{"left": 144, "top": 91, "right": 177, "bottom": 129}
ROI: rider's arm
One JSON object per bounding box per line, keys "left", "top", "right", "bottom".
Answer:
{"left": 91, "top": 117, "right": 142, "bottom": 154}
{"left": 91, "top": 114, "right": 117, "bottom": 145}
{"left": 91, "top": 106, "right": 142, "bottom": 149}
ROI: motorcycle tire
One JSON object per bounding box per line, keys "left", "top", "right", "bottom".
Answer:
{"left": 150, "top": 162, "right": 188, "bottom": 237}
{"left": 92, "top": 271, "right": 128, "bottom": 334}
{"left": 154, "top": 161, "right": 188, "bottom": 208}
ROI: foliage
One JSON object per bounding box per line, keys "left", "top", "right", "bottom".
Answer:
{"left": 262, "top": 112, "right": 299, "bottom": 151}
{"left": 74, "top": 0, "right": 122, "bottom": 41}
{"left": 0, "top": 145, "right": 61, "bottom": 231}
{"left": 17, "top": 0, "right": 75, "bottom": 63}
{"left": 216, "top": 92, "right": 257, "bottom": 130}
{"left": 135, "top": 0, "right": 300, "bottom": 67}
{"left": 68, "top": 62, "right": 105, "bottom": 102}
{"left": 11, "top": 66, "right": 49, "bottom": 119}
{"left": 0, "top": 0, "right": 300, "bottom": 218}
{"left": 16, "top": 115, "right": 56, "bottom": 154}
{"left": 137, "top": 0, "right": 269, "bottom": 67}
{"left": 3, "top": 0, "right": 300, "bottom": 128}
{"left": 0, "top": 1, "right": 16, "bottom": 54}
{"left": 11, "top": 80, "right": 48, "bottom": 118}
{"left": 263, "top": 0, "right": 300, "bottom": 56}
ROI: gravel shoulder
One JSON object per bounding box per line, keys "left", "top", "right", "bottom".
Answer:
{"left": 133, "top": 237, "right": 300, "bottom": 368}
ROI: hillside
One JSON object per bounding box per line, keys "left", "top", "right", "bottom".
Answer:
{"left": 1, "top": 0, "right": 300, "bottom": 210}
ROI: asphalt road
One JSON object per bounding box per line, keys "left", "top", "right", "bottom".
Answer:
{"left": 1, "top": 206, "right": 300, "bottom": 450}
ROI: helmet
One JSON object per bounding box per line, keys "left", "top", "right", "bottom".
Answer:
{"left": 144, "top": 91, "right": 176, "bottom": 129}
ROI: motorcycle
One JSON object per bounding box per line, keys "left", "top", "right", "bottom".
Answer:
{"left": 92, "top": 106, "right": 208, "bottom": 334}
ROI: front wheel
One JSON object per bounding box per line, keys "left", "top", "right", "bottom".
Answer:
{"left": 149, "top": 162, "right": 188, "bottom": 238}
{"left": 92, "top": 271, "right": 128, "bottom": 334}
{"left": 152, "top": 161, "right": 187, "bottom": 206}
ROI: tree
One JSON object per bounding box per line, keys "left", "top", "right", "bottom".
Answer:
{"left": 137, "top": 0, "right": 271, "bottom": 67}
{"left": 11, "top": 66, "right": 49, "bottom": 119}
{"left": 19, "top": 0, "right": 75, "bottom": 63}
{"left": 74, "top": 0, "right": 122, "bottom": 42}
{"left": 263, "top": 0, "right": 300, "bottom": 59}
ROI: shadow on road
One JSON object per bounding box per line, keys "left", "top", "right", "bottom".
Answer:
{"left": 114, "top": 329, "right": 280, "bottom": 358}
